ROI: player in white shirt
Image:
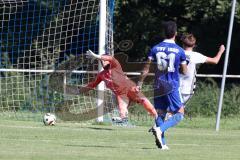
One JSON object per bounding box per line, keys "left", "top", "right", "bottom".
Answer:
{"left": 180, "top": 33, "right": 225, "bottom": 104}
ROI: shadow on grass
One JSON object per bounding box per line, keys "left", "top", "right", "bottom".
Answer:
{"left": 65, "top": 144, "right": 118, "bottom": 148}
{"left": 141, "top": 147, "right": 157, "bottom": 150}
{"left": 65, "top": 144, "right": 156, "bottom": 150}
{"left": 85, "top": 126, "right": 114, "bottom": 131}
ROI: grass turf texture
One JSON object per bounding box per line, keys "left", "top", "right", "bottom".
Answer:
{"left": 0, "top": 118, "right": 240, "bottom": 160}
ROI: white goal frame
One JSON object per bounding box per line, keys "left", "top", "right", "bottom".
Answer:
{"left": 97, "top": 0, "right": 107, "bottom": 122}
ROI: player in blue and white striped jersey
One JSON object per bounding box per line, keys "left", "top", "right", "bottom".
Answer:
{"left": 180, "top": 33, "right": 225, "bottom": 104}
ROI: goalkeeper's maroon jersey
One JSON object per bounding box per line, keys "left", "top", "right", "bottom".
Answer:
{"left": 86, "top": 55, "right": 136, "bottom": 96}
{"left": 85, "top": 55, "right": 157, "bottom": 118}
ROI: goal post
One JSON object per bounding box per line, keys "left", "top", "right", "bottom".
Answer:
{"left": 97, "top": 0, "right": 107, "bottom": 122}
{"left": 0, "top": 0, "right": 115, "bottom": 122}
{"left": 216, "top": 0, "right": 237, "bottom": 131}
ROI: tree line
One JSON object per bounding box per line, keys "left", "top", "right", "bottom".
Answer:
{"left": 114, "top": 0, "right": 240, "bottom": 75}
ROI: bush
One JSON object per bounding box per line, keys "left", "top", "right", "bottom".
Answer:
{"left": 187, "top": 78, "right": 240, "bottom": 118}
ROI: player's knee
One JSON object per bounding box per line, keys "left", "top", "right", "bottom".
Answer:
{"left": 164, "top": 112, "right": 172, "bottom": 121}
{"left": 139, "top": 98, "right": 147, "bottom": 104}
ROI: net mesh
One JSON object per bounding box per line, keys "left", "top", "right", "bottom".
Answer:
{"left": 0, "top": 0, "right": 115, "bottom": 122}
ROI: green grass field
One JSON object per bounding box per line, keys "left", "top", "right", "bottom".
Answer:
{"left": 0, "top": 118, "right": 240, "bottom": 160}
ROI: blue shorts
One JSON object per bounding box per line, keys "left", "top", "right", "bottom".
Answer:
{"left": 154, "top": 89, "right": 183, "bottom": 113}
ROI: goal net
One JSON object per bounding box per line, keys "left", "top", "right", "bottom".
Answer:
{"left": 0, "top": 0, "right": 115, "bottom": 122}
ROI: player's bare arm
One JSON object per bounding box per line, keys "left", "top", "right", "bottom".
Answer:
{"left": 206, "top": 45, "right": 225, "bottom": 64}
{"left": 180, "top": 63, "right": 188, "bottom": 75}
{"left": 138, "top": 58, "right": 152, "bottom": 88}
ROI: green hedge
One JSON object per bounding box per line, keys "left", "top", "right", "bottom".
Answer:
{"left": 187, "top": 78, "right": 240, "bottom": 118}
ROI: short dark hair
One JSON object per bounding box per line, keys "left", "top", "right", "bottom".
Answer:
{"left": 163, "top": 21, "right": 177, "bottom": 39}
{"left": 181, "top": 33, "right": 196, "bottom": 48}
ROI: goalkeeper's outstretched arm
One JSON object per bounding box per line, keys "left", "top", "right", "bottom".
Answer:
{"left": 86, "top": 49, "right": 118, "bottom": 67}
{"left": 86, "top": 50, "right": 101, "bottom": 59}
{"left": 87, "top": 49, "right": 114, "bottom": 61}
{"left": 66, "top": 73, "right": 102, "bottom": 95}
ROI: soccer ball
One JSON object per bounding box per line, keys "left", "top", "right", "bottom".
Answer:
{"left": 43, "top": 113, "right": 56, "bottom": 126}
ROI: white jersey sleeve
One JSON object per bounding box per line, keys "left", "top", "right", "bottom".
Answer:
{"left": 189, "top": 51, "right": 207, "bottom": 64}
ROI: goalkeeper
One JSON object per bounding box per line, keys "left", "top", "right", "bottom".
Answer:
{"left": 79, "top": 50, "right": 159, "bottom": 122}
